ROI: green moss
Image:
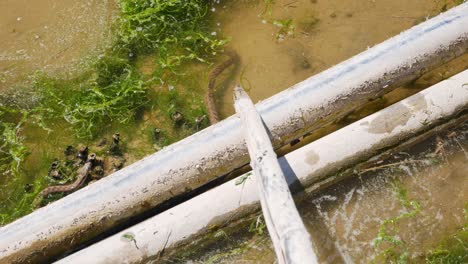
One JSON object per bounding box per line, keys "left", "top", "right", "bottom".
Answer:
{"left": 0, "top": 123, "right": 27, "bottom": 178}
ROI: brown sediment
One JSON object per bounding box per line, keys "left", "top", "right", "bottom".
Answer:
{"left": 205, "top": 50, "right": 238, "bottom": 124}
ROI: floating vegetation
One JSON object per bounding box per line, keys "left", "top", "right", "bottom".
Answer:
{"left": 235, "top": 172, "right": 251, "bottom": 186}
{"left": 425, "top": 204, "right": 468, "bottom": 263}
{"left": 26, "top": 0, "right": 228, "bottom": 139}
{"left": 117, "top": 0, "right": 228, "bottom": 78}
{"left": 0, "top": 109, "right": 28, "bottom": 179}
{"left": 32, "top": 64, "right": 146, "bottom": 139}
{"left": 272, "top": 18, "right": 295, "bottom": 41}
{"left": 259, "top": 0, "right": 295, "bottom": 42}
{"left": 9, "top": 0, "right": 226, "bottom": 140}
{"left": 372, "top": 180, "right": 421, "bottom": 263}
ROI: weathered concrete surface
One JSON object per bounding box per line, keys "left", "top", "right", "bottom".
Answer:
{"left": 58, "top": 70, "right": 468, "bottom": 264}
{"left": 234, "top": 86, "right": 317, "bottom": 264}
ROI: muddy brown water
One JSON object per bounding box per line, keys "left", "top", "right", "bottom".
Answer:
{"left": 0, "top": 0, "right": 114, "bottom": 91}
{"left": 214, "top": 0, "right": 467, "bottom": 117}
{"left": 0, "top": 0, "right": 467, "bottom": 262}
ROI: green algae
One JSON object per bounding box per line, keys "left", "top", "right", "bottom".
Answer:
{"left": 32, "top": 64, "right": 147, "bottom": 139}
{"left": 0, "top": 0, "right": 226, "bottom": 225}
{"left": 0, "top": 113, "right": 28, "bottom": 179}
{"left": 425, "top": 204, "right": 468, "bottom": 264}
{"left": 371, "top": 178, "right": 422, "bottom": 263}
{"left": 117, "top": 0, "right": 228, "bottom": 79}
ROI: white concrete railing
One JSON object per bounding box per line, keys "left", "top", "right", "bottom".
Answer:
{"left": 58, "top": 70, "right": 468, "bottom": 263}
{"left": 234, "top": 86, "right": 317, "bottom": 264}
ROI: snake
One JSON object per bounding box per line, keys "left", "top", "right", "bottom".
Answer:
{"left": 34, "top": 155, "right": 95, "bottom": 206}
{"left": 33, "top": 52, "right": 237, "bottom": 204}
{"left": 205, "top": 50, "right": 238, "bottom": 124}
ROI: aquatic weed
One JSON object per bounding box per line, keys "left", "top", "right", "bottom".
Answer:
{"left": 372, "top": 180, "right": 421, "bottom": 263}
{"left": 425, "top": 204, "right": 468, "bottom": 263}
{"left": 117, "top": 0, "right": 228, "bottom": 78}
{"left": 28, "top": 0, "right": 226, "bottom": 139}
{"left": 32, "top": 64, "right": 147, "bottom": 139}
{"left": 249, "top": 215, "right": 266, "bottom": 235}
{"left": 0, "top": 109, "right": 28, "bottom": 178}
{"left": 259, "top": 1, "right": 295, "bottom": 42}
{"left": 272, "top": 18, "right": 295, "bottom": 41}
{"left": 0, "top": 0, "right": 226, "bottom": 225}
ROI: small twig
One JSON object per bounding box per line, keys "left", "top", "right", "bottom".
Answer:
{"left": 283, "top": 0, "right": 298, "bottom": 7}
{"left": 454, "top": 138, "right": 468, "bottom": 159}
{"left": 390, "top": 15, "right": 418, "bottom": 19}
{"left": 358, "top": 159, "right": 426, "bottom": 175}
{"left": 157, "top": 230, "right": 172, "bottom": 260}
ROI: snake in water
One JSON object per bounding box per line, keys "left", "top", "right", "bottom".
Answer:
{"left": 33, "top": 52, "right": 237, "bottom": 205}
{"left": 34, "top": 154, "right": 95, "bottom": 206}
{"left": 205, "top": 50, "right": 238, "bottom": 124}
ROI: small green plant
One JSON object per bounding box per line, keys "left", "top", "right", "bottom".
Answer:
{"left": 259, "top": 0, "right": 295, "bottom": 42}
{"left": 122, "top": 232, "right": 139, "bottom": 249}
{"left": 235, "top": 172, "right": 251, "bottom": 186}
{"left": 425, "top": 204, "right": 468, "bottom": 263}
{"left": 272, "top": 18, "right": 295, "bottom": 41}
{"left": 372, "top": 180, "right": 421, "bottom": 263}
{"left": 249, "top": 215, "right": 266, "bottom": 235}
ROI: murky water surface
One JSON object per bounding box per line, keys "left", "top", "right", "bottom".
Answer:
{"left": 214, "top": 0, "right": 466, "bottom": 117}
{"left": 0, "top": 0, "right": 114, "bottom": 91}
